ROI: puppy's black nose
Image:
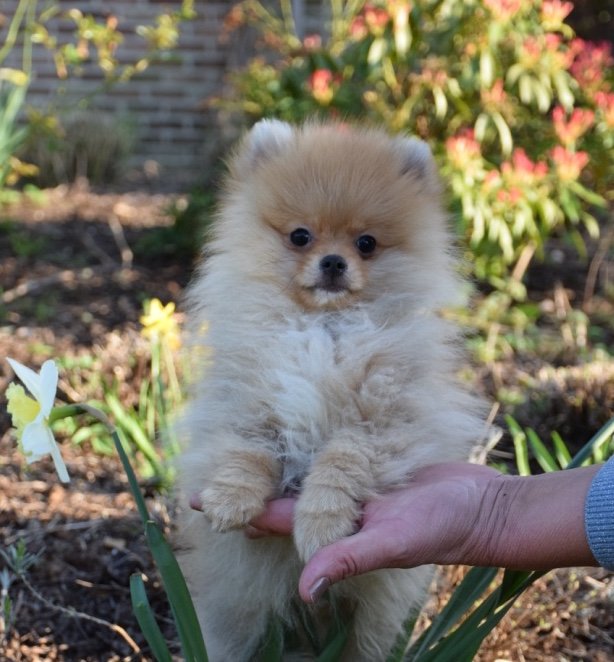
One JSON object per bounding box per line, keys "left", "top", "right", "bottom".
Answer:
{"left": 319, "top": 254, "right": 347, "bottom": 276}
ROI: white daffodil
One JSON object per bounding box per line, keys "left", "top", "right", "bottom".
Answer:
{"left": 6, "top": 358, "right": 69, "bottom": 483}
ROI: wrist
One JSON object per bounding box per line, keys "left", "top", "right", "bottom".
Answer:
{"left": 462, "top": 468, "right": 600, "bottom": 570}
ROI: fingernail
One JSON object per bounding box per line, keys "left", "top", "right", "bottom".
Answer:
{"left": 308, "top": 577, "right": 331, "bottom": 603}
{"left": 189, "top": 493, "right": 202, "bottom": 511}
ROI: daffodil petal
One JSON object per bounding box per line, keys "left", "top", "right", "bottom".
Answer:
{"left": 39, "top": 359, "right": 59, "bottom": 417}
{"left": 47, "top": 428, "right": 70, "bottom": 483}
{"left": 21, "top": 417, "right": 54, "bottom": 461}
{"left": 7, "top": 357, "right": 42, "bottom": 402}
{"left": 21, "top": 419, "right": 70, "bottom": 482}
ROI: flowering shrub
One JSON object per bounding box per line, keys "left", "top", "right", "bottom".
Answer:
{"left": 216, "top": 0, "right": 613, "bottom": 292}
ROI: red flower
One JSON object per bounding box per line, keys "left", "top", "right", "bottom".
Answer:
{"left": 497, "top": 187, "right": 523, "bottom": 204}
{"left": 308, "top": 69, "right": 335, "bottom": 104}
{"left": 541, "top": 0, "right": 573, "bottom": 26}
{"left": 501, "top": 148, "right": 548, "bottom": 185}
{"left": 446, "top": 129, "right": 481, "bottom": 167}
{"left": 595, "top": 91, "right": 614, "bottom": 128}
{"left": 481, "top": 79, "right": 507, "bottom": 107}
{"left": 569, "top": 40, "right": 614, "bottom": 94}
{"left": 550, "top": 146, "right": 589, "bottom": 180}
{"left": 364, "top": 3, "right": 390, "bottom": 32}
{"left": 552, "top": 106, "right": 595, "bottom": 145}
{"left": 302, "top": 34, "right": 322, "bottom": 51}
{"left": 484, "top": 0, "right": 524, "bottom": 21}
{"left": 349, "top": 15, "right": 368, "bottom": 40}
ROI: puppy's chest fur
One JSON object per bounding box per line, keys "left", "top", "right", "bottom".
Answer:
{"left": 248, "top": 314, "right": 410, "bottom": 492}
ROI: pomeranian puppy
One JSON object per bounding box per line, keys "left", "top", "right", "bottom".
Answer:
{"left": 176, "top": 120, "right": 485, "bottom": 661}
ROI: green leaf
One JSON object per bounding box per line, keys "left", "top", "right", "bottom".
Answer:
{"left": 257, "top": 618, "right": 284, "bottom": 662}
{"left": 474, "top": 113, "right": 489, "bottom": 142}
{"left": 551, "top": 431, "right": 572, "bottom": 468}
{"left": 479, "top": 50, "right": 494, "bottom": 87}
{"left": 407, "top": 567, "right": 499, "bottom": 658}
{"left": 387, "top": 611, "right": 419, "bottom": 662}
{"left": 491, "top": 112, "right": 513, "bottom": 156}
{"left": 567, "top": 180, "right": 606, "bottom": 207}
{"left": 568, "top": 417, "right": 614, "bottom": 468}
{"left": 526, "top": 428, "right": 559, "bottom": 472}
{"left": 582, "top": 214, "right": 601, "bottom": 239}
{"left": 412, "top": 588, "right": 502, "bottom": 662}
{"left": 518, "top": 74, "right": 532, "bottom": 105}
{"left": 553, "top": 70, "right": 574, "bottom": 110}
{"left": 106, "top": 392, "right": 165, "bottom": 479}
{"left": 506, "top": 415, "right": 531, "bottom": 476}
{"left": 367, "top": 38, "right": 387, "bottom": 66}
{"left": 146, "top": 522, "right": 208, "bottom": 662}
{"left": 113, "top": 432, "right": 207, "bottom": 660}
{"left": 316, "top": 621, "right": 348, "bottom": 662}
{"left": 433, "top": 86, "right": 448, "bottom": 119}
{"left": 130, "top": 573, "right": 173, "bottom": 662}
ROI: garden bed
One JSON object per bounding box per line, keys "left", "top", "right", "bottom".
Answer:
{"left": 0, "top": 185, "right": 612, "bottom": 661}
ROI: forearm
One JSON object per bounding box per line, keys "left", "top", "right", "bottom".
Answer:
{"left": 468, "top": 466, "right": 601, "bottom": 570}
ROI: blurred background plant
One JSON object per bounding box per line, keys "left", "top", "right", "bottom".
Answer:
{"left": 135, "top": 188, "right": 216, "bottom": 260}
{"left": 215, "top": 0, "right": 613, "bottom": 308}
{"left": 52, "top": 297, "right": 183, "bottom": 487}
{"left": 107, "top": 297, "right": 183, "bottom": 486}
{"left": 0, "top": 0, "right": 196, "bottom": 195}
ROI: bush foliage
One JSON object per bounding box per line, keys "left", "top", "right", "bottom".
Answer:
{"left": 216, "top": 0, "right": 614, "bottom": 292}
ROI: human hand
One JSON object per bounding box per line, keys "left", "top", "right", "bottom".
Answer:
{"left": 233, "top": 460, "right": 599, "bottom": 603}
{"left": 246, "top": 462, "right": 501, "bottom": 602}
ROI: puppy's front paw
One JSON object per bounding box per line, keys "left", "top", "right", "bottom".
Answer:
{"left": 198, "top": 483, "right": 266, "bottom": 532}
{"left": 294, "top": 487, "right": 360, "bottom": 562}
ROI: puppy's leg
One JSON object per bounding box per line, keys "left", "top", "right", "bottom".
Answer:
{"left": 198, "top": 447, "right": 281, "bottom": 531}
{"left": 178, "top": 525, "right": 300, "bottom": 661}
{"left": 294, "top": 434, "right": 373, "bottom": 562}
{"left": 337, "top": 566, "right": 433, "bottom": 662}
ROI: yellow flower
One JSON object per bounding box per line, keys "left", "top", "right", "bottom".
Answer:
{"left": 140, "top": 298, "right": 181, "bottom": 350}
{"left": 6, "top": 358, "right": 70, "bottom": 483}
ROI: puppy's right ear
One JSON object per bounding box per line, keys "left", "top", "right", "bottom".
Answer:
{"left": 238, "top": 119, "right": 294, "bottom": 169}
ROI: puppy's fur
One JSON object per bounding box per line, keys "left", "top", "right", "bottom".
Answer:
{"left": 176, "top": 121, "right": 485, "bottom": 661}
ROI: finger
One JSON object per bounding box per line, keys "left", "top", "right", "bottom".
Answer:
{"left": 249, "top": 497, "right": 296, "bottom": 536}
{"left": 298, "top": 527, "right": 399, "bottom": 603}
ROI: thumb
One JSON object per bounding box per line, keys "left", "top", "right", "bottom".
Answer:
{"left": 298, "top": 527, "right": 393, "bottom": 603}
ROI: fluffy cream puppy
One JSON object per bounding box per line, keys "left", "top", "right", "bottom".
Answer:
{"left": 176, "top": 121, "right": 485, "bottom": 661}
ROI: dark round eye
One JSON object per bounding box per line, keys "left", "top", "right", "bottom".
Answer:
{"left": 290, "top": 228, "right": 312, "bottom": 247}
{"left": 356, "top": 234, "right": 377, "bottom": 255}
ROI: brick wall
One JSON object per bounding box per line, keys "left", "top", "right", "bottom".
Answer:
{"left": 2, "top": 0, "right": 243, "bottom": 187}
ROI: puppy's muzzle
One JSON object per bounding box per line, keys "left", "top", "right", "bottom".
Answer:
{"left": 318, "top": 254, "right": 348, "bottom": 291}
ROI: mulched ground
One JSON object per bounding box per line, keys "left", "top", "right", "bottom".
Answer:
{"left": 0, "top": 183, "right": 612, "bottom": 661}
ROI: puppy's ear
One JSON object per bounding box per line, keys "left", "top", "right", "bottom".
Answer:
{"left": 240, "top": 119, "right": 294, "bottom": 167}
{"left": 397, "top": 137, "right": 440, "bottom": 192}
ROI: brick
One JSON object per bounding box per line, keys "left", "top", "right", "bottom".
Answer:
{"left": 2, "top": 0, "right": 239, "bottom": 183}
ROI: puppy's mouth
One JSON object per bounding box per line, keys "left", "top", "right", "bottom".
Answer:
{"left": 305, "top": 279, "right": 354, "bottom": 308}
{"left": 312, "top": 278, "right": 350, "bottom": 294}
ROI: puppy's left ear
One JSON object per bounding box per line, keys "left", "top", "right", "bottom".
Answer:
{"left": 397, "top": 137, "right": 441, "bottom": 192}
{"left": 240, "top": 119, "right": 294, "bottom": 167}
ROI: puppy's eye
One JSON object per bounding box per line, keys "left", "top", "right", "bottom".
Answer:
{"left": 356, "top": 234, "right": 377, "bottom": 255}
{"left": 290, "top": 228, "right": 312, "bottom": 247}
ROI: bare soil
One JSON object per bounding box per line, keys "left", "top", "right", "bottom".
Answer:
{"left": 0, "top": 184, "right": 612, "bottom": 661}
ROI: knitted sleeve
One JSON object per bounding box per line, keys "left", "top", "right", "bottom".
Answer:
{"left": 584, "top": 455, "right": 614, "bottom": 571}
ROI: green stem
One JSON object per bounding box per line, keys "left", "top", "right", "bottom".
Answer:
{"left": 48, "top": 403, "right": 114, "bottom": 431}
{"left": 0, "top": 0, "right": 28, "bottom": 66}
